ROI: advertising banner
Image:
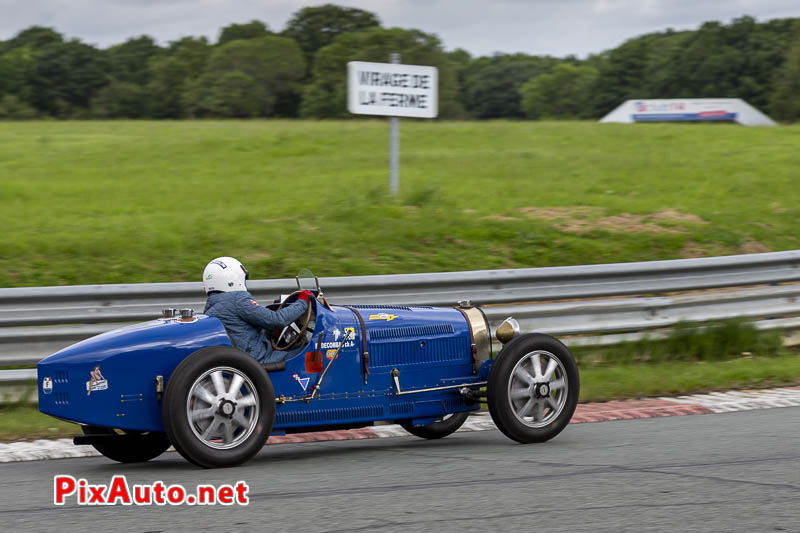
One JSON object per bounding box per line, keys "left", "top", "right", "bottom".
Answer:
{"left": 600, "top": 99, "right": 775, "bottom": 126}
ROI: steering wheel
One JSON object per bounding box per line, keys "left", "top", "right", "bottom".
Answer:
{"left": 270, "top": 290, "right": 315, "bottom": 351}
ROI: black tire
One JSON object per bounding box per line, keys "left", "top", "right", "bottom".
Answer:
{"left": 162, "top": 346, "right": 275, "bottom": 468}
{"left": 487, "top": 333, "right": 579, "bottom": 444}
{"left": 400, "top": 411, "right": 470, "bottom": 439}
{"left": 81, "top": 425, "right": 171, "bottom": 464}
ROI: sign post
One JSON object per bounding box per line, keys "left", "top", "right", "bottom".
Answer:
{"left": 347, "top": 58, "right": 438, "bottom": 194}
{"left": 389, "top": 53, "right": 400, "bottom": 195}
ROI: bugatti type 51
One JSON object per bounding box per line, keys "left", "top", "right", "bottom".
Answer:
{"left": 38, "top": 272, "right": 580, "bottom": 468}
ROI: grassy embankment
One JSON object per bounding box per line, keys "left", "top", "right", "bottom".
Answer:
{"left": 573, "top": 320, "right": 799, "bottom": 398}
{"left": 1, "top": 120, "right": 798, "bottom": 440}
{"left": 1, "top": 120, "right": 799, "bottom": 286}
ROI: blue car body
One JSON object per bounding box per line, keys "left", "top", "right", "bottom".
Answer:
{"left": 38, "top": 300, "right": 489, "bottom": 434}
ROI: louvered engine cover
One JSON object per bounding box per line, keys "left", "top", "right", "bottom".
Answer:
{"left": 346, "top": 305, "right": 473, "bottom": 370}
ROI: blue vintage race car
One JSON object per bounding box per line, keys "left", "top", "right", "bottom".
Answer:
{"left": 38, "top": 271, "right": 579, "bottom": 468}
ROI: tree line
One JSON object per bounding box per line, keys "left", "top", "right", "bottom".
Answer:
{"left": 1, "top": 5, "right": 799, "bottom": 122}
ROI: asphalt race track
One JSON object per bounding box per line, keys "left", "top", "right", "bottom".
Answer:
{"left": 1, "top": 407, "right": 797, "bottom": 533}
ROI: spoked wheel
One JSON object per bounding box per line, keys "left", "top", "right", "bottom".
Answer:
{"left": 163, "top": 347, "right": 275, "bottom": 468}
{"left": 487, "top": 333, "right": 579, "bottom": 444}
{"left": 400, "top": 412, "right": 470, "bottom": 439}
{"left": 81, "top": 425, "right": 171, "bottom": 463}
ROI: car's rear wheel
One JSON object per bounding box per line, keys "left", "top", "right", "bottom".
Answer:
{"left": 400, "top": 411, "right": 469, "bottom": 439}
{"left": 487, "top": 333, "right": 579, "bottom": 444}
{"left": 163, "top": 346, "right": 275, "bottom": 468}
{"left": 81, "top": 425, "right": 171, "bottom": 463}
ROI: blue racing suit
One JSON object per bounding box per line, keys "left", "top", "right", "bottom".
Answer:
{"left": 204, "top": 291, "right": 308, "bottom": 364}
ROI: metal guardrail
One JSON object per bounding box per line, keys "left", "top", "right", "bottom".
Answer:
{"left": 0, "top": 369, "right": 37, "bottom": 383}
{"left": 3, "top": 250, "right": 799, "bottom": 327}
{"left": 2, "top": 250, "right": 799, "bottom": 375}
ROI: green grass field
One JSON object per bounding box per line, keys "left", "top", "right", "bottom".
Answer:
{"left": 1, "top": 120, "right": 799, "bottom": 287}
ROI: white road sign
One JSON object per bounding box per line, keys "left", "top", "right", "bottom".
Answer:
{"left": 347, "top": 61, "right": 438, "bottom": 118}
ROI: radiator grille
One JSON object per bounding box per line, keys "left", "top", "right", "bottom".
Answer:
{"left": 369, "top": 337, "right": 468, "bottom": 367}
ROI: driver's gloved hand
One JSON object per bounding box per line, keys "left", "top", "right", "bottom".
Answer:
{"left": 297, "top": 290, "right": 313, "bottom": 303}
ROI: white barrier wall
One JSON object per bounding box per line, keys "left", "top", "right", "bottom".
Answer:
{"left": 600, "top": 99, "right": 776, "bottom": 126}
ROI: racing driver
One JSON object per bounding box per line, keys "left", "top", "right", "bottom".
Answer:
{"left": 202, "top": 257, "right": 311, "bottom": 364}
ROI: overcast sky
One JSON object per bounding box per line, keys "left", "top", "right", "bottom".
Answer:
{"left": 1, "top": 0, "right": 799, "bottom": 57}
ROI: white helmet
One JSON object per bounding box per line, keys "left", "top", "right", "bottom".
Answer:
{"left": 203, "top": 257, "right": 249, "bottom": 293}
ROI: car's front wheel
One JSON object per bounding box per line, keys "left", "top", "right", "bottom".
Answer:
{"left": 487, "top": 333, "right": 579, "bottom": 444}
{"left": 162, "top": 347, "right": 275, "bottom": 468}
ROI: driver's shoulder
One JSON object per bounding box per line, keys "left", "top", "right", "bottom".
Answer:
{"left": 231, "top": 292, "right": 266, "bottom": 314}
{"left": 230, "top": 291, "right": 257, "bottom": 304}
